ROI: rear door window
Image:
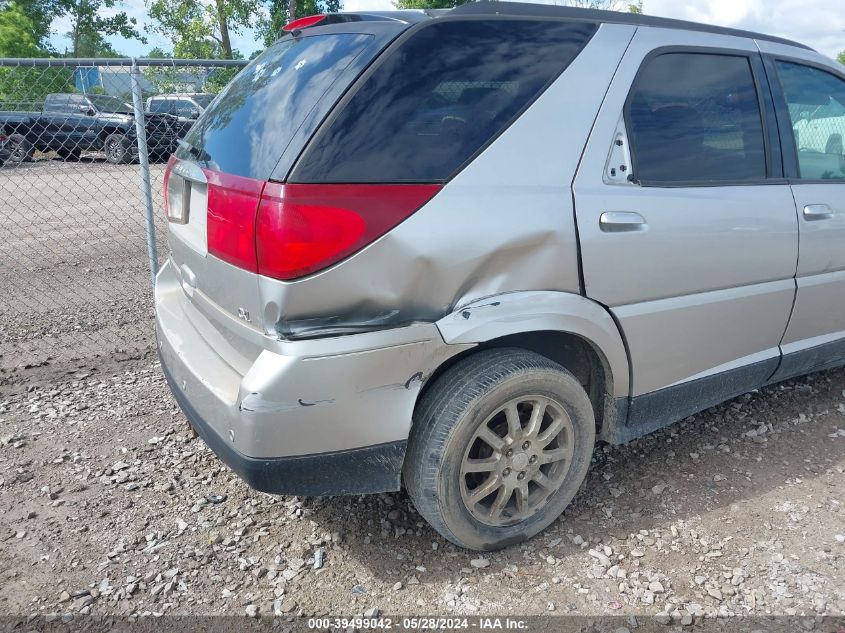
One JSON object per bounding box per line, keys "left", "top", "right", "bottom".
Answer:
{"left": 626, "top": 52, "right": 767, "bottom": 185}
{"left": 177, "top": 33, "right": 374, "bottom": 180}
{"left": 291, "top": 19, "right": 596, "bottom": 183}
{"left": 775, "top": 61, "right": 845, "bottom": 181}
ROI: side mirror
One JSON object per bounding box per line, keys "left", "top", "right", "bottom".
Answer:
{"left": 189, "top": 108, "right": 200, "bottom": 119}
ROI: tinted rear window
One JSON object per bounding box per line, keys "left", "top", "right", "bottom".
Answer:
{"left": 292, "top": 19, "right": 596, "bottom": 183}
{"left": 177, "top": 33, "right": 373, "bottom": 179}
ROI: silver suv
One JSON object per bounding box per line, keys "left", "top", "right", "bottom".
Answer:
{"left": 156, "top": 2, "right": 845, "bottom": 550}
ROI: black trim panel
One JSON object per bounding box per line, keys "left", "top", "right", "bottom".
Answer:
{"left": 160, "top": 355, "right": 406, "bottom": 496}
{"left": 768, "top": 337, "right": 845, "bottom": 385}
{"left": 603, "top": 357, "right": 779, "bottom": 445}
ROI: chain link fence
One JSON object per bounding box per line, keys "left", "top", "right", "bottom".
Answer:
{"left": 0, "top": 57, "right": 248, "bottom": 371}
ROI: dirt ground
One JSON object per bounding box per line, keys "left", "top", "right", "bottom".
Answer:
{"left": 1, "top": 155, "right": 844, "bottom": 630}
{"left": 1, "top": 353, "right": 843, "bottom": 625}
{"left": 0, "top": 156, "right": 167, "bottom": 369}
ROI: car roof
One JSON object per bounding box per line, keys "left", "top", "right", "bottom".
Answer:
{"left": 333, "top": 3, "right": 811, "bottom": 51}
{"left": 449, "top": 1, "right": 812, "bottom": 51}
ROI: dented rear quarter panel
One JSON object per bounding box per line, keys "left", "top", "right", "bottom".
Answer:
{"left": 256, "top": 25, "right": 636, "bottom": 340}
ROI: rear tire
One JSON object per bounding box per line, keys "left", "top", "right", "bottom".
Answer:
{"left": 104, "top": 133, "right": 132, "bottom": 164}
{"left": 404, "top": 348, "right": 596, "bottom": 551}
{"left": 5, "top": 134, "right": 33, "bottom": 165}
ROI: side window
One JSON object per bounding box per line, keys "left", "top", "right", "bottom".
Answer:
{"left": 776, "top": 61, "right": 845, "bottom": 181}
{"left": 627, "top": 52, "right": 766, "bottom": 185}
{"left": 148, "top": 99, "right": 166, "bottom": 113}
{"left": 44, "top": 95, "right": 68, "bottom": 112}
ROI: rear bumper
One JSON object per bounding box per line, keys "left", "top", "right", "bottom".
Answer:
{"left": 160, "top": 356, "right": 408, "bottom": 495}
{"left": 155, "top": 257, "right": 466, "bottom": 495}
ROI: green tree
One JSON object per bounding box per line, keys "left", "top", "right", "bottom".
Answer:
{"left": 59, "top": 0, "right": 145, "bottom": 57}
{"left": 72, "top": 27, "right": 124, "bottom": 57}
{"left": 2, "top": 0, "right": 147, "bottom": 57}
{"left": 0, "top": 65, "right": 73, "bottom": 110}
{"left": 0, "top": 1, "right": 71, "bottom": 111}
{"left": 2, "top": 0, "right": 60, "bottom": 52}
{"left": 0, "top": 2, "right": 43, "bottom": 56}
{"left": 262, "top": 0, "right": 341, "bottom": 47}
{"left": 147, "top": 0, "right": 260, "bottom": 60}
{"left": 143, "top": 46, "right": 241, "bottom": 97}
{"left": 839, "top": 51, "right": 845, "bottom": 66}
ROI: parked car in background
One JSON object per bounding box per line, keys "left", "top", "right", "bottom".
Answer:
{"left": 156, "top": 2, "right": 845, "bottom": 550}
{"left": 146, "top": 93, "right": 215, "bottom": 122}
{"left": 0, "top": 93, "right": 184, "bottom": 164}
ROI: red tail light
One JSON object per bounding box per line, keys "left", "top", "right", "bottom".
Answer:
{"left": 283, "top": 14, "right": 326, "bottom": 31}
{"left": 164, "top": 161, "right": 440, "bottom": 280}
{"left": 256, "top": 183, "right": 441, "bottom": 280}
{"left": 205, "top": 170, "right": 265, "bottom": 272}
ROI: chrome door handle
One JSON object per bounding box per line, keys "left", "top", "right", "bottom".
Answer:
{"left": 803, "top": 204, "right": 834, "bottom": 221}
{"left": 599, "top": 211, "right": 647, "bottom": 232}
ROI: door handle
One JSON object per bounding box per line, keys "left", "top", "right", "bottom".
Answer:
{"left": 803, "top": 204, "right": 834, "bottom": 221}
{"left": 599, "top": 211, "right": 647, "bottom": 232}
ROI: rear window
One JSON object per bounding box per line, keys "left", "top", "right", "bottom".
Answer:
{"left": 44, "top": 95, "right": 68, "bottom": 112}
{"left": 291, "top": 19, "right": 596, "bottom": 183}
{"left": 177, "top": 33, "right": 373, "bottom": 179}
{"left": 148, "top": 99, "right": 168, "bottom": 113}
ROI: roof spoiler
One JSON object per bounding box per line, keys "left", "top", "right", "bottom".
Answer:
{"left": 284, "top": 10, "right": 433, "bottom": 34}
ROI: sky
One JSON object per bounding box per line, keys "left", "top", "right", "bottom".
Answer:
{"left": 48, "top": 0, "right": 845, "bottom": 61}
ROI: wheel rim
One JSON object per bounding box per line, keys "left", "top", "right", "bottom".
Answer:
{"left": 8, "top": 138, "right": 26, "bottom": 163}
{"left": 107, "top": 139, "right": 121, "bottom": 160}
{"left": 459, "top": 395, "right": 575, "bottom": 527}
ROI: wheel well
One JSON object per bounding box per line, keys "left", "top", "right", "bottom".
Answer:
{"left": 99, "top": 127, "right": 125, "bottom": 141}
{"left": 419, "top": 331, "right": 614, "bottom": 436}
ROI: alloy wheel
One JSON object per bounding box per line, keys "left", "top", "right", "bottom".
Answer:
{"left": 459, "top": 395, "right": 575, "bottom": 526}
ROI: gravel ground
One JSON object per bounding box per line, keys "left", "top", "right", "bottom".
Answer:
{"left": 1, "top": 355, "right": 843, "bottom": 624}
{"left": 0, "top": 156, "right": 167, "bottom": 369}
